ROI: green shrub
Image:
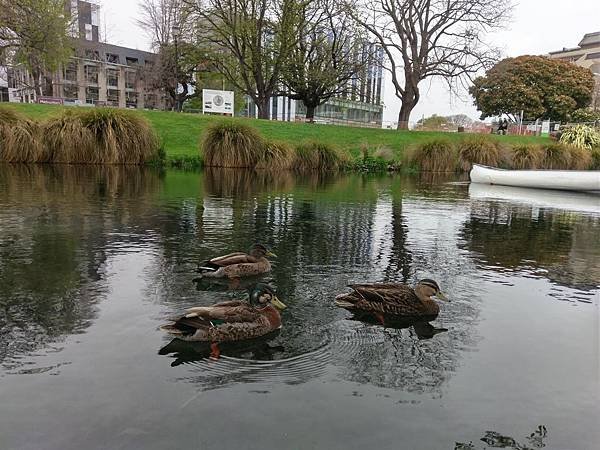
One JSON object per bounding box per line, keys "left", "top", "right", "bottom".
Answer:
{"left": 256, "top": 140, "right": 294, "bottom": 170}
{"left": 559, "top": 125, "right": 600, "bottom": 150}
{"left": 293, "top": 141, "right": 347, "bottom": 170}
{"left": 539, "top": 143, "right": 572, "bottom": 169}
{"left": 408, "top": 138, "right": 457, "bottom": 172}
{"left": 78, "top": 108, "right": 159, "bottom": 164}
{"left": 457, "top": 136, "right": 501, "bottom": 171}
{"left": 0, "top": 106, "right": 43, "bottom": 162}
{"left": 201, "top": 120, "right": 264, "bottom": 168}
{"left": 510, "top": 144, "right": 542, "bottom": 169}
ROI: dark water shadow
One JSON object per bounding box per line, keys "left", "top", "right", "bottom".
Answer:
{"left": 455, "top": 425, "right": 548, "bottom": 449}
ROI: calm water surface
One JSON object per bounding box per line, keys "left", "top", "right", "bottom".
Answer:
{"left": 0, "top": 165, "right": 598, "bottom": 450}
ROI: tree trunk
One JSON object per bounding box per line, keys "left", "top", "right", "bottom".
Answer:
{"left": 256, "top": 97, "right": 270, "bottom": 119}
{"left": 397, "top": 87, "right": 420, "bottom": 130}
{"left": 305, "top": 104, "right": 316, "bottom": 123}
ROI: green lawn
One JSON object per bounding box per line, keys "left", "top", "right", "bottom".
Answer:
{"left": 6, "top": 103, "right": 548, "bottom": 160}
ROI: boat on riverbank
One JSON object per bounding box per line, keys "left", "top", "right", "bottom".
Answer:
{"left": 469, "top": 164, "right": 600, "bottom": 192}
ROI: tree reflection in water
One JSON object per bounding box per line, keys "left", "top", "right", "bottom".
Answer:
{"left": 455, "top": 425, "right": 548, "bottom": 449}
{"left": 0, "top": 165, "right": 161, "bottom": 371}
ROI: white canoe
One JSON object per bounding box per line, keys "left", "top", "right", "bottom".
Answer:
{"left": 469, "top": 164, "right": 600, "bottom": 192}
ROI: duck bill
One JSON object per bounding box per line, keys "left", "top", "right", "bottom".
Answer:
{"left": 436, "top": 291, "right": 449, "bottom": 301}
{"left": 266, "top": 251, "right": 277, "bottom": 258}
{"left": 271, "top": 296, "right": 287, "bottom": 310}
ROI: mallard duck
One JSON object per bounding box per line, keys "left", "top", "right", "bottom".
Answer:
{"left": 160, "top": 283, "right": 286, "bottom": 357}
{"left": 334, "top": 279, "right": 448, "bottom": 325}
{"left": 196, "top": 244, "right": 276, "bottom": 279}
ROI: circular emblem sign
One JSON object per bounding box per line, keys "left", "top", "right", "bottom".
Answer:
{"left": 213, "top": 94, "right": 224, "bottom": 106}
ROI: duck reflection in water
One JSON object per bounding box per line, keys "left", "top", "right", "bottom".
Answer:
{"left": 159, "top": 330, "right": 284, "bottom": 366}
{"left": 348, "top": 313, "right": 448, "bottom": 339}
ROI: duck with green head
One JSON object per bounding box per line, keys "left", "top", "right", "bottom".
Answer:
{"left": 161, "top": 283, "right": 287, "bottom": 357}
{"left": 196, "top": 244, "right": 276, "bottom": 279}
{"left": 334, "top": 279, "right": 448, "bottom": 325}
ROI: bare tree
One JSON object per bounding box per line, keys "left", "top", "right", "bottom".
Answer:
{"left": 187, "top": 0, "right": 299, "bottom": 119}
{"left": 137, "top": 0, "right": 197, "bottom": 110}
{"left": 349, "top": 0, "right": 512, "bottom": 129}
{"left": 283, "top": 0, "right": 372, "bottom": 121}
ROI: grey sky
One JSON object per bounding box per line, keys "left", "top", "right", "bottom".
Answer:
{"left": 100, "top": 0, "right": 600, "bottom": 124}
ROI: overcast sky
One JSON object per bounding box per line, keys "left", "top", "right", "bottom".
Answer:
{"left": 100, "top": 0, "right": 599, "bottom": 125}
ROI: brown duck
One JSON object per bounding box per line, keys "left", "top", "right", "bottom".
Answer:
{"left": 196, "top": 244, "right": 276, "bottom": 279}
{"left": 160, "top": 283, "right": 286, "bottom": 357}
{"left": 334, "top": 279, "right": 448, "bottom": 325}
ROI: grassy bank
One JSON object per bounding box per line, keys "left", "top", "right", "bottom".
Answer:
{"left": 7, "top": 103, "right": 547, "bottom": 168}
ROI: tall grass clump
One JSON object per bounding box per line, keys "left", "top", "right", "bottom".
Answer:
{"left": 256, "top": 140, "right": 294, "bottom": 170}
{"left": 510, "top": 144, "right": 542, "bottom": 169}
{"left": 590, "top": 147, "right": 600, "bottom": 170}
{"left": 457, "top": 136, "right": 501, "bottom": 171}
{"left": 0, "top": 106, "right": 43, "bottom": 162}
{"left": 539, "top": 143, "right": 572, "bottom": 169}
{"left": 78, "top": 108, "right": 159, "bottom": 164}
{"left": 293, "top": 141, "right": 347, "bottom": 171}
{"left": 559, "top": 125, "right": 600, "bottom": 150}
{"left": 407, "top": 138, "right": 457, "bottom": 172}
{"left": 42, "top": 110, "right": 95, "bottom": 163}
{"left": 202, "top": 120, "right": 264, "bottom": 168}
{"left": 567, "top": 145, "right": 592, "bottom": 170}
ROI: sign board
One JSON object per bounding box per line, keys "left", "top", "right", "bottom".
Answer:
{"left": 37, "top": 96, "right": 64, "bottom": 105}
{"left": 541, "top": 120, "right": 550, "bottom": 136}
{"left": 203, "top": 89, "right": 234, "bottom": 115}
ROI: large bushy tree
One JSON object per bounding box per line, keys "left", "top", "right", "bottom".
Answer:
{"left": 349, "top": 0, "right": 511, "bottom": 129}
{"left": 0, "top": 0, "right": 72, "bottom": 96}
{"left": 470, "top": 55, "right": 595, "bottom": 122}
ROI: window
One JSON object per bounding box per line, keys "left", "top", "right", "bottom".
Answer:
{"left": 107, "top": 88, "right": 119, "bottom": 106}
{"left": 64, "top": 61, "right": 78, "bottom": 82}
{"left": 86, "top": 86, "right": 99, "bottom": 104}
{"left": 63, "top": 84, "right": 78, "bottom": 100}
{"left": 126, "top": 57, "right": 139, "bottom": 66}
{"left": 106, "top": 68, "right": 119, "bottom": 87}
{"left": 85, "top": 24, "right": 93, "bottom": 41}
{"left": 125, "top": 71, "right": 136, "bottom": 89}
{"left": 106, "top": 53, "right": 120, "bottom": 64}
{"left": 84, "top": 49, "right": 100, "bottom": 61}
{"left": 126, "top": 91, "right": 138, "bottom": 108}
{"left": 84, "top": 65, "right": 98, "bottom": 84}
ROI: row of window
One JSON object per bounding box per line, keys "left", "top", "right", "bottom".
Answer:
{"left": 82, "top": 49, "right": 146, "bottom": 67}
{"left": 62, "top": 86, "right": 158, "bottom": 108}
{"left": 64, "top": 63, "right": 138, "bottom": 89}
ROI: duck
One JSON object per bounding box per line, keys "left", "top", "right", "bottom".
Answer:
{"left": 160, "top": 283, "right": 286, "bottom": 357}
{"left": 196, "top": 243, "right": 276, "bottom": 279}
{"left": 334, "top": 279, "right": 448, "bottom": 325}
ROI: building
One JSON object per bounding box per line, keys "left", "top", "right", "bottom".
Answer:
{"left": 549, "top": 31, "right": 600, "bottom": 110}
{"left": 6, "top": 1, "right": 166, "bottom": 109}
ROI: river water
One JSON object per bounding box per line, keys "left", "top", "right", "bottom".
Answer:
{"left": 0, "top": 165, "right": 598, "bottom": 450}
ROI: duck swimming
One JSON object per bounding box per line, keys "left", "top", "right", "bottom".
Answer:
{"left": 160, "top": 283, "right": 286, "bottom": 357}
{"left": 334, "top": 279, "right": 448, "bottom": 325}
{"left": 196, "top": 243, "right": 276, "bottom": 279}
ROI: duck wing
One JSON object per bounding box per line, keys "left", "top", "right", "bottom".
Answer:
{"left": 349, "top": 283, "right": 415, "bottom": 303}
{"left": 185, "top": 302, "right": 260, "bottom": 323}
{"left": 209, "top": 252, "right": 256, "bottom": 266}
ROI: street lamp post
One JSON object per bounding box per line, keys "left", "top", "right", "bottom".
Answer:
{"left": 172, "top": 24, "right": 181, "bottom": 112}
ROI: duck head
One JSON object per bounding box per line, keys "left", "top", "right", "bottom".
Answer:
{"left": 249, "top": 243, "right": 277, "bottom": 259}
{"left": 248, "top": 283, "right": 287, "bottom": 310}
{"left": 415, "top": 279, "right": 448, "bottom": 301}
